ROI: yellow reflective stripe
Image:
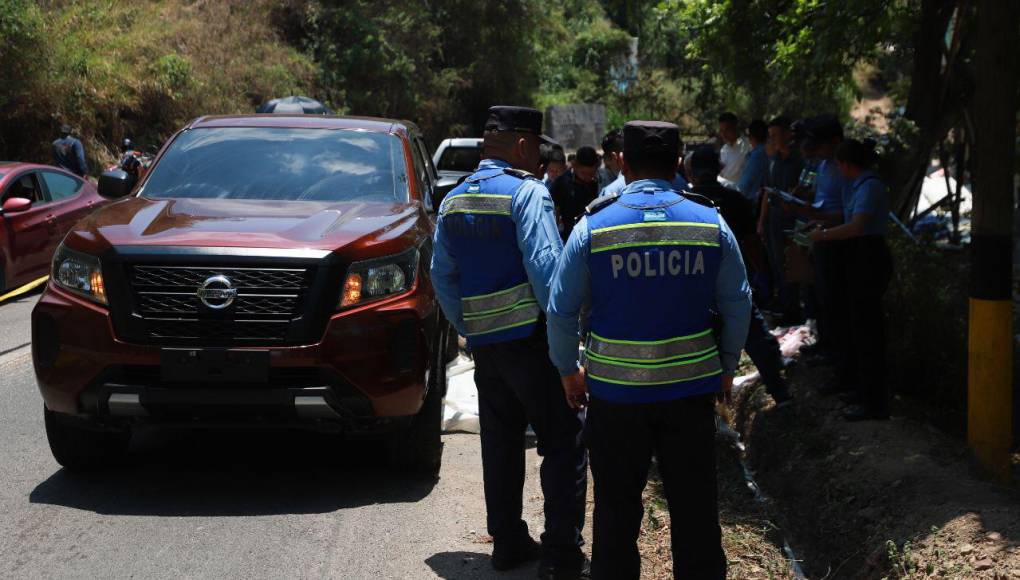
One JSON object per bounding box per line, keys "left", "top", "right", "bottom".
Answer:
{"left": 463, "top": 302, "right": 540, "bottom": 336}
{"left": 462, "top": 282, "right": 535, "bottom": 315}
{"left": 590, "top": 222, "right": 719, "bottom": 253}
{"left": 440, "top": 194, "right": 512, "bottom": 216}
{"left": 588, "top": 329, "right": 718, "bottom": 362}
{"left": 584, "top": 351, "right": 722, "bottom": 385}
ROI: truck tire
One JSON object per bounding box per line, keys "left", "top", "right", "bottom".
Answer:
{"left": 44, "top": 407, "right": 130, "bottom": 470}
{"left": 387, "top": 328, "right": 447, "bottom": 478}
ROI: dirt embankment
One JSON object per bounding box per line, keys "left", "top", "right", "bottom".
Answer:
{"left": 638, "top": 437, "right": 796, "bottom": 579}
{"left": 735, "top": 364, "right": 1020, "bottom": 579}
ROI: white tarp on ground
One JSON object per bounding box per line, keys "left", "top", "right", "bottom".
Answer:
{"left": 917, "top": 169, "right": 972, "bottom": 216}
{"left": 443, "top": 355, "right": 481, "bottom": 433}
{"left": 442, "top": 324, "right": 815, "bottom": 434}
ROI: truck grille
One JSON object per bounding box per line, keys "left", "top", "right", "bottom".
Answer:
{"left": 128, "top": 265, "right": 313, "bottom": 344}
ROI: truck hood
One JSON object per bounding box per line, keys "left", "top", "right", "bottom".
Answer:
{"left": 68, "top": 196, "right": 425, "bottom": 255}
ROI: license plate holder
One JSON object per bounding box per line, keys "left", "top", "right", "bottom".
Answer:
{"left": 160, "top": 349, "right": 270, "bottom": 384}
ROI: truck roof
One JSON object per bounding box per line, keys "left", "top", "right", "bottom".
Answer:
{"left": 185, "top": 115, "right": 422, "bottom": 137}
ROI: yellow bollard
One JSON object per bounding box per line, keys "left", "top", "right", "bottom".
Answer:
{"left": 966, "top": 298, "right": 1013, "bottom": 483}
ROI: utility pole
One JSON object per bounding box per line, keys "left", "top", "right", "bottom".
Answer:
{"left": 967, "top": 0, "right": 1018, "bottom": 482}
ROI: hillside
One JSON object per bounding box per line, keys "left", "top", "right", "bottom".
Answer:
{"left": 0, "top": 0, "right": 316, "bottom": 167}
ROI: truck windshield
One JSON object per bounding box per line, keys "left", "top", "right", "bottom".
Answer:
{"left": 141, "top": 127, "right": 410, "bottom": 203}
{"left": 437, "top": 146, "right": 482, "bottom": 172}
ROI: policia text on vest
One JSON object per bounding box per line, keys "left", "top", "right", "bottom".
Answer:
{"left": 546, "top": 119, "right": 753, "bottom": 580}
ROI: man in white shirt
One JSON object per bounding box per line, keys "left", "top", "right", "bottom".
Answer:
{"left": 717, "top": 112, "right": 750, "bottom": 187}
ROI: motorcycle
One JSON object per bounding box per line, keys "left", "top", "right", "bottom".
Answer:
{"left": 107, "top": 138, "right": 154, "bottom": 182}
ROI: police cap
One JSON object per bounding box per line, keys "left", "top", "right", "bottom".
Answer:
{"left": 485, "top": 106, "right": 544, "bottom": 135}
{"left": 623, "top": 120, "right": 680, "bottom": 160}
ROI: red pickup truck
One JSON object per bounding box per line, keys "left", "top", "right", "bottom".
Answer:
{"left": 32, "top": 115, "right": 454, "bottom": 475}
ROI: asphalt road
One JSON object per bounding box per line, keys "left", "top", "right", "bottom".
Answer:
{"left": 0, "top": 291, "right": 555, "bottom": 579}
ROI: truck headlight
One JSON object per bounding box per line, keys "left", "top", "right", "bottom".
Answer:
{"left": 52, "top": 244, "right": 107, "bottom": 305}
{"left": 339, "top": 248, "right": 419, "bottom": 308}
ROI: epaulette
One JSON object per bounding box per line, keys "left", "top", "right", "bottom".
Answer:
{"left": 503, "top": 167, "right": 537, "bottom": 180}
{"left": 586, "top": 193, "right": 619, "bottom": 216}
{"left": 678, "top": 190, "right": 717, "bottom": 209}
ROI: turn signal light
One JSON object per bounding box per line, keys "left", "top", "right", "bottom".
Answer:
{"left": 341, "top": 272, "right": 363, "bottom": 307}
{"left": 90, "top": 270, "right": 107, "bottom": 304}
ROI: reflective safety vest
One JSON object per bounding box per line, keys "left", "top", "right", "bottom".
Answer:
{"left": 440, "top": 166, "right": 540, "bottom": 348}
{"left": 584, "top": 185, "right": 724, "bottom": 404}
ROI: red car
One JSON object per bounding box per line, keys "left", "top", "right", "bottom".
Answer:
{"left": 0, "top": 162, "right": 106, "bottom": 293}
{"left": 32, "top": 115, "right": 454, "bottom": 475}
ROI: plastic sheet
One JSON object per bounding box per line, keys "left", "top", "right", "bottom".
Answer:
{"left": 443, "top": 356, "right": 480, "bottom": 433}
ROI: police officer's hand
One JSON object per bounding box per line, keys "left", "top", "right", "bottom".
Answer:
{"left": 561, "top": 369, "right": 588, "bottom": 410}
{"left": 717, "top": 374, "right": 734, "bottom": 405}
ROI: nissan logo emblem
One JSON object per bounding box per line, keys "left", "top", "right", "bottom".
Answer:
{"left": 196, "top": 275, "right": 237, "bottom": 310}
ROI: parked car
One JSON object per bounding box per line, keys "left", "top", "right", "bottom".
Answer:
{"left": 33, "top": 115, "right": 455, "bottom": 475}
{"left": 431, "top": 137, "right": 482, "bottom": 205}
{"left": 0, "top": 162, "right": 107, "bottom": 294}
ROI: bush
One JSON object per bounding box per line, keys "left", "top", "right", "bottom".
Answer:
{"left": 884, "top": 232, "right": 969, "bottom": 433}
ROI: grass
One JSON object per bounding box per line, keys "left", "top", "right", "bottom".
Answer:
{"left": 2, "top": 0, "right": 317, "bottom": 167}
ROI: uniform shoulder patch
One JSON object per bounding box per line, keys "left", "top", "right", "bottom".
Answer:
{"left": 502, "top": 167, "right": 537, "bottom": 181}
{"left": 586, "top": 193, "right": 619, "bottom": 215}
{"left": 680, "top": 190, "right": 717, "bottom": 209}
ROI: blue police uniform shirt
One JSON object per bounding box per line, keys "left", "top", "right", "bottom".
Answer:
{"left": 737, "top": 143, "right": 768, "bottom": 203}
{"left": 599, "top": 172, "right": 689, "bottom": 197}
{"left": 547, "top": 178, "right": 752, "bottom": 378}
{"left": 845, "top": 169, "right": 889, "bottom": 236}
{"left": 431, "top": 158, "right": 562, "bottom": 338}
{"left": 811, "top": 158, "right": 848, "bottom": 214}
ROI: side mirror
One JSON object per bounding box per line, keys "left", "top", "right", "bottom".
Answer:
{"left": 432, "top": 175, "right": 466, "bottom": 212}
{"left": 98, "top": 169, "right": 137, "bottom": 199}
{"left": 1, "top": 197, "right": 33, "bottom": 214}
{"left": 431, "top": 185, "right": 454, "bottom": 214}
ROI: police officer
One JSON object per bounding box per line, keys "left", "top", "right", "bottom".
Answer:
{"left": 808, "top": 138, "right": 892, "bottom": 420}
{"left": 431, "top": 106, "right": 588, "bottom": 580}
{"left": 547, "top": 121, "right": 752, "bottom": 580}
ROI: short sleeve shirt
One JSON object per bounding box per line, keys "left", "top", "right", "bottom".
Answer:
{"left": 811, "top": 158, "right": 848, "bottom": 214}
{"left": 845, "top": 170, "right": 889, "bottom": 236}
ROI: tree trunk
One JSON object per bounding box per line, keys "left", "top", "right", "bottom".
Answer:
{"left": 967, "top": 0, "right": 1018, "bottom": 482}
{"left": 890, "top": 0, "right": 960, "bottom": 217}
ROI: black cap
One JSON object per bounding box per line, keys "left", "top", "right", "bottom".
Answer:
{"left": 688, "top": 146, "right": 721, "bottom": 179}
{"left": 803, "top": 114, "right": 843, "bottom": 148}
{"left": 623, "top": 120, "right": 680, "bottom": 159}
{"left": 575, "top": 146, "right": 599, "bottom": 167}
{"left": 485, "top": 106, "right": 544, "bottom": 136}
{"left": 60, "top": 124, "right": 72, "bottom": 135}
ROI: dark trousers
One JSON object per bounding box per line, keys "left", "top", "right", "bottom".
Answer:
{"left": 845, "top": 236, "right": 893, "bottom": 412}
{"left": 812, "top": 240, "right": 845, "bottom": 352}
{"left": 472, "top": 335, "right": 587, "bottom": 565}
{"left": 765, "top": 203, "right": 802, "bottom": 319}
{"left": 586, "top": 394, "right": 725, "bottom": 580}
{"left": 745, "top": 304, "right": 789, "bottom": 399}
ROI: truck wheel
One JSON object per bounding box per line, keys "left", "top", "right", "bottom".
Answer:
{"left": 387, "top": 329, "right": 447, "bottom": 478}
{"left": 44, "top": 407, "right": 130, "bottom": 470}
